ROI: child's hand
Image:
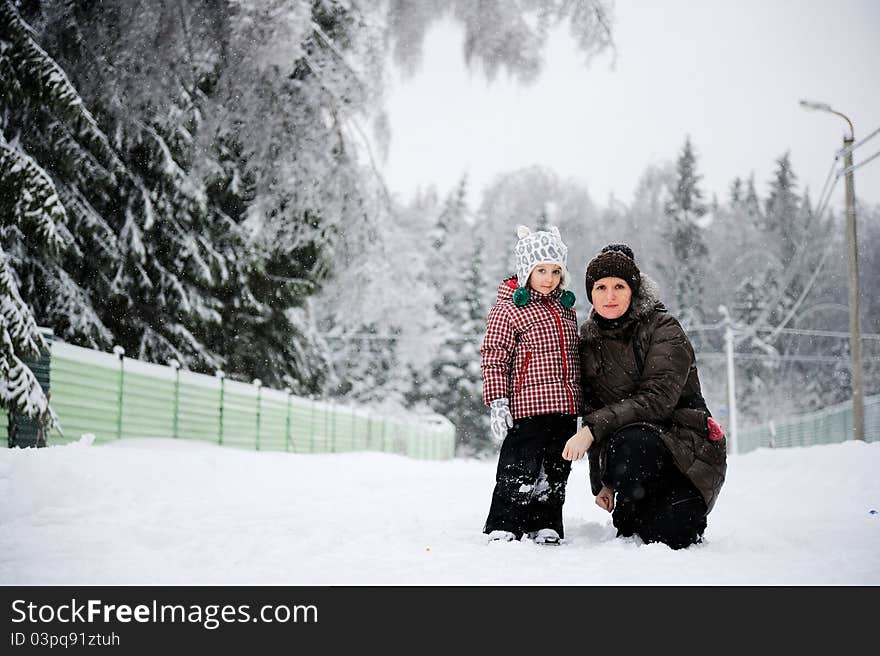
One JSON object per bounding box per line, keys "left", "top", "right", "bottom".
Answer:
{"left": 595, "top": 486, "right": 614, "bottom": 513}
{"left": 562, "top": 425, "right": 593, "bottom": 461}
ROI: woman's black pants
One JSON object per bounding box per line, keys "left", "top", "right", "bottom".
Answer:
{"left": 602, "top": 424, "right": 707, "bottom": 550}
{"left": 483, "top": 414, "right": 577, "bottom": 540}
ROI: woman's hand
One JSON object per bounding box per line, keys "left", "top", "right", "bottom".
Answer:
{"left": 595, "top": 486, "right": 615, "bottom": 513}
{"left": 562, "top": 424, "right": 594, "bottom": 461}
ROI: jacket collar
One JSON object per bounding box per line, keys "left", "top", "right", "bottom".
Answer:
{"left": 494, "top": 276, "right": 562, "bottom": 305}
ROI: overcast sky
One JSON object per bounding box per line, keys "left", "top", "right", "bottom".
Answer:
{"left": 377, "top": 0, "right": 880, "bottom": 215}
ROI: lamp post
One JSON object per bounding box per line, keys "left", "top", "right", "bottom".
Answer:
{"left": 799, "top": 99, "right": 864, "bottom": 441}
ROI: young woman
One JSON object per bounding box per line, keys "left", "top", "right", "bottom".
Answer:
{"left": 563, "top": 244, "right": 727, "bottom": 549}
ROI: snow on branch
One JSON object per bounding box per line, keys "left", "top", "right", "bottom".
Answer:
{"left": 0, "top": 141, "right": 68, "bottom": 253}
{"left": 0, "top": 246, "right": 55, "bottom": 423}
{"left": 0, "top": 0, "right": 128, "bottom": 181}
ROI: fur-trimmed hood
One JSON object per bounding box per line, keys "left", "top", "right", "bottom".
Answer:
{"left": 580, "top": 274, "right": 665, "bottom": 344}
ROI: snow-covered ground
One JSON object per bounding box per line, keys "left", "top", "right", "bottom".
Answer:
{"left": 1, "top": 436, "right": 878, "bottom": 585}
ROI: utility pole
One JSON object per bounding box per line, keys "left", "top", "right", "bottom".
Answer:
{"left": 799, "top": 100, "right": 864, "bottom": 441}
{"left": 842, "top": 133, "right": 865, "bottom": 441}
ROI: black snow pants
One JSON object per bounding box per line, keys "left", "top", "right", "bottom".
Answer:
{"left": 602, "top": 424, "right": 707, "bottom": 550}
{"left": 483, "top": 413, "right": 577, "bottom": 540}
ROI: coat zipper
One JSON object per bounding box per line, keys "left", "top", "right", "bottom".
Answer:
{"left": 547, "top": 303, "right": 575, "bottom": 414}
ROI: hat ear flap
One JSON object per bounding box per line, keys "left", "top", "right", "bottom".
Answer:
{"left": 517, "top": 225, "right": 531, "bottom": 239}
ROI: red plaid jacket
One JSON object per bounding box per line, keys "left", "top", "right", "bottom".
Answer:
{"left": 481, "top": 277, "right": 582, "bottom": 419}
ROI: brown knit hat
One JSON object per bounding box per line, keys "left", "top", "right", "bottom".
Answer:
{"left": 584, "top": 244, "right": 641, "bottom": 304}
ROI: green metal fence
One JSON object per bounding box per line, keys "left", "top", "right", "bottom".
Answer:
{"left": 2, "top": 339, "right": 456, "bottom": 460}
{"left": 736, "top": 394, "right": 880, "bottom": 454}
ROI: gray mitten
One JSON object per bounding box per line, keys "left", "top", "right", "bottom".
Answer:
{"left": 489, "top": 398, "right": 514, "bottom": 442}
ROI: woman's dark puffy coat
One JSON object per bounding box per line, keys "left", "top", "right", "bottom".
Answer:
{"left": 579, "top": 276, "right": 727, "bottom": 512}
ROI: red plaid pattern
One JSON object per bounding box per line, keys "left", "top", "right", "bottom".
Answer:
{"left": 481, "top": 278, "right": 582, "bottom": 419}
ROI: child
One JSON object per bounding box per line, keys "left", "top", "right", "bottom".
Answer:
{"left": 481, "top": 225, "right": 583, "bottom": 544}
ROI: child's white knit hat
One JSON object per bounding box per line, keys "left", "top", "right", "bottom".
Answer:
{"left": 514, "top": 225, "right": 569, "bottom": 290}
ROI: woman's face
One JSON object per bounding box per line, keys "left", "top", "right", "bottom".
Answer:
{"left": 592, "top": 276, "right": 632, "bottom": 320}
{"left": 528, "top": 263, "right": 563, "bottom": 295}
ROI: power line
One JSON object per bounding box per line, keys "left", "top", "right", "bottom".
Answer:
{"left": 325, "top": 328, "right": 880, "bottom": 343}
{"left": 696, "top": 352, "right": 880, "bottom": 364}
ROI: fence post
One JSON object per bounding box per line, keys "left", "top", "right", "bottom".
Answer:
{"left": 254, "top": 379, "right": 262, "bottom": 451}
{"left": 113, "top": 345, "right": 125, "bottom": 440}
{"left": 216, "top": 370, "right": 225, "bottom": 445}
{"left": 285, "top": 387, "right": 293, "bottom": 452}
{"left": 719, "top": 305, "right": 739, "bottom": 455}
{"left": 309, "top": 397, "right": 315, "bottom": 453}
{"left": 329, "top": 400, "right": 336, "bottom": 453}
{"left": 169, "top": 359, "right": 180, "bottom": 439}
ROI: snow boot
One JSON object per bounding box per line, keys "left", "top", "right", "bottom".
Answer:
{"left": 487, "top": 530, "right": 517, "bottom": 543}
{"left": 530, "top": 528, "right": 561, "bottom": 545}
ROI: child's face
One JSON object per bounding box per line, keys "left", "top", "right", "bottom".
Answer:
{"left": 528, "top": 263, "right": 562, "bottom": 295}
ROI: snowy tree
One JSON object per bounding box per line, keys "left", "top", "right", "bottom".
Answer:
{"left": 660, "top": 137, "right": 709, "bottom": 336}
{"left": 857, "top": 202, "right": 880, "bottom": 399}
{"left": 417, "top": 237, "right": 490, "bottom": 456}
{"left": 4, "top": 0, "right": 385, "bottom": 388}
{"left": 0, "top": 136, "right": 66, "bottom": 425}
{"left": 476, "top": 166, "right": 597, "bottom": 306}
{"left": 764, "top": 152, "right": 801, "bottom": 264}
{"left": 3, "top": 0, "right": 620, "bottom": 433}
{"left": 0, "top": 0, "right": 120, "bottom": 351}
{"left": 614, "top": 162, "right": 675, "bottom": 292}
{"left": 388, "top": 0, "right": 614, "bottom": 83}
{"left": 728, "top": 173, "right": 762, "bottom": 229}
{"left": 325, "top": 322, "right": 402, "bottom": 404}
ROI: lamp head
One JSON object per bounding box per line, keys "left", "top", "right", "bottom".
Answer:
{"left": 799, "top": 99, "right": 833, "bottom": 112}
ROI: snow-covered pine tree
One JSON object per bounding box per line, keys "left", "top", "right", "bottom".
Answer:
{"left": 5, "top": 0, "right": 618, "bottom": 416}
{"left": 427, "top": 177, "right": 470, "bottom": 303}
{"left": 1, "top": 1, "right": 222, "bottom": 370}
{"left": 217, "top": 208, "right": 333, "bottom": 393}
{"left": 327, "top": 322, "right": 401, "bottom": 405}
{"left": 0, "top": 134, "right": 67, "bottom": 425}
{"left": 475, "top": 166, "right": 599, "bottom": 309}
{"left": 408, "top": 179, "right": 471, "bottom": 412}
{"left": 661, "top": 137, "right": 709, "bottom": 342}
{"left": 743, "top": 173, "right": 762, "bottom": 228}
{"left": 857, "top": 203, "right": 880, "bottom": 400}
{"left": 8, "top": 0, "right": 355, "bottom": 388}
{"left": 617, "top": 162, "right": 675, "bottom": 292}
{"left": 764, "top": 152, "right": 801, "bottom": 265}
{"left": 729, "top": 177, "right": 743, "bottom": 206}
{"left": 421, "top": 237, "right": 490, "bottom": 456}
{"left": 0, "top": 0, "right": 119, "bottom": 352}
{"left": 773, "top": 187, "right": 853, "bottom": 412}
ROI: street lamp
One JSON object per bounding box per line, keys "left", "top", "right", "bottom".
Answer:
{"left": 799, "top": 99, "right": 864, "bottom": 441}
